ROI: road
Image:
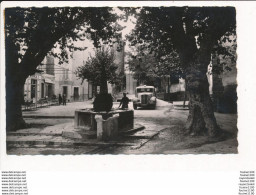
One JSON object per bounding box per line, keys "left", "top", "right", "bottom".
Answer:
{"left": 7, "top": 100, "right": 238, "bottom": 154}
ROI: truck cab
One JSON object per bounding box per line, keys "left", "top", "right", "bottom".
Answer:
{"left": 133, "top": 85, "right": 157, "bottom": 109}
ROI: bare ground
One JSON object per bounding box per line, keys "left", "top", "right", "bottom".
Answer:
{"left": 7, "top": 106, "right": 238, "bottom": 155}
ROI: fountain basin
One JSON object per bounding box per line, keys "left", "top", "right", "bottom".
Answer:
{"left": 74, "top": 109, "right": 134, "bottom": 133}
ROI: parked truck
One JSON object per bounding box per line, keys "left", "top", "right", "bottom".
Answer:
{"left": 132, "top": 85, "right": 157, "bottom": 109}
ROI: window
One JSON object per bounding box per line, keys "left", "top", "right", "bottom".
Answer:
{"left": 31, "top": 79, "right": 37, "bottom": 85}
{"left": 64, "top": 69, "right": 68, "bottom": 80}
{"left": 137, "top": 88, "right": 154, "bottom": 93}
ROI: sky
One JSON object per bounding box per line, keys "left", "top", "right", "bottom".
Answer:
{"left": 68, "top": 8, "right": 136, "bottom": 68}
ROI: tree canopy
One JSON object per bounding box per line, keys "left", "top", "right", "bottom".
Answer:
{"left": 126, "top": 7, "right": 236, "bottom": 70}
{"left": 125, "top": 7, "right": 236, "bottom": 137}
{"left": 75, "top": 47, "right": 121, "bottom": 89}
{"left": 5, "top": 7, "right": 121, "bottom": 81}
{"left": 127, "top": 47, "right": 181, "bottom": 86}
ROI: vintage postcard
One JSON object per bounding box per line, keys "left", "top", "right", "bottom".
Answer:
{"left": 0, "top": 1, "right": 255, "bottom": 195}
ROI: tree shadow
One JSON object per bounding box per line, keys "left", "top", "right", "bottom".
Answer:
{"left": 20, "top": 123, "right": 53, "bottom": 130}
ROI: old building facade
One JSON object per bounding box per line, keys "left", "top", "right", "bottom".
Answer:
{"left": 23, "top": 56, "right": 56, "bottom": 102}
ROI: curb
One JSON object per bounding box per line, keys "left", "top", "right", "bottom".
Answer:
{"left": 62, "top": 130, "right": 96, "bottom": 140}
{"left": 62, "top": 124, "right": 145, "bottom": 140}
{"left": 7, "top": 132, "right": 62, "bottom": 136}
{"left": 6, "top": 125, "right": 145, "bottom": 138}
{"left": 174, "top": 107, "right": 189, "bottom": 110}
{"left": 23, "top": 115, "right": 74, "bottom": 119}
{"left": 6, "top": 125, "right": 146, "bottom": 148}
{"left": 119, "top": 124, "right": 145, "bottom": 135}
{"left": 6, "top": 140, "right": 135, "bottom": 147}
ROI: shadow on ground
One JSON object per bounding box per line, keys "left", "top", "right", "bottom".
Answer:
{"left": 7, "top": 108, "right": 238, "bottom": 155}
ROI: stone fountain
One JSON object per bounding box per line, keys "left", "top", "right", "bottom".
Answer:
{"left": 74, "top": 108, "right": 134, "bottom": 140}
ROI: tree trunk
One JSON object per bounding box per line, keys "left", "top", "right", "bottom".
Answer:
{"left": 184, "top": 68, "right": 220, "bottom": 137}
{"left": 5, "top": 38, "right": 27, "bottom": 131}
{"left": 183, "top": 83, "right": 187, "bottom": 108}
{"left": 6, "top": 77, "right": 27, "bottom": 131}
{"left": 100, "top": 79, "right": 108, "bottom": 94}
{"left": 100, "top": 63, "right": 108, "bottom": 94}
{"left": 93, "top": 61, "right": 113, "bottom": 112}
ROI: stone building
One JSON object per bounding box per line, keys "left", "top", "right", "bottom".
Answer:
{"left": 54, "top": 52, "right": 90, "bottom": 102}
{"left": 23, "top": 56, "right": 55, "bottom": 102}
{"left": 23, "top": 50, "right": 90, "bottom": 102}
{"left": 53, "top": 38, "right": 126, "bottom": 100}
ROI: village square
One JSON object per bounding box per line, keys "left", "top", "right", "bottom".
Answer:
{"left": 5, "top": 7, "right": 237, "bottom": 155}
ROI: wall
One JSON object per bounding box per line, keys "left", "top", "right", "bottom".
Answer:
{"left": 51, "top": 39, "right": 93, "bottom": 101}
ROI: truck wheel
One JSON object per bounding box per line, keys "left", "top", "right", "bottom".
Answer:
{"left": 133, "top": 104, "right": 137, "bottom": 110}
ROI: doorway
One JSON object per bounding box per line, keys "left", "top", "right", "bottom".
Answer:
{"left": 63, "top": 86, "right": 68, "bottom": 97}
{"left": 41, "top": 83, "right": 44, "bottom": 98}
{"left": 74, "top": 87, "right": 79, "bottom": 101}
{"left": 31, "top": 79, "right": 37, "bottom": 99}
{"left": 48, "top": 84, "right": 53, "bottom": 98}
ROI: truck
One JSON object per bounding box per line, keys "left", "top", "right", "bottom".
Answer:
{"left": 132, "top": 85, "right": 157, "bottom": 109}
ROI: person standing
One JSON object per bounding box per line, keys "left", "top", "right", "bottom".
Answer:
{"left": 58, "top": 94, "right": 62, "bottom": 105}
{"left": 118, "top": 93, "right": 129, "bottom": 109}
{"left": 63, "top": 94, "right": 66, "bottom": 106}
{"left": 24, "top": 94, "right": 28, "bottom": 110}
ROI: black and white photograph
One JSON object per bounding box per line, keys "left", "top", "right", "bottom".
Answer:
{"left": 1, "top": 1, "right": 256, "bottom": 195}
{"left": 3, "top": 5, "right": 238, "bottom": 155}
